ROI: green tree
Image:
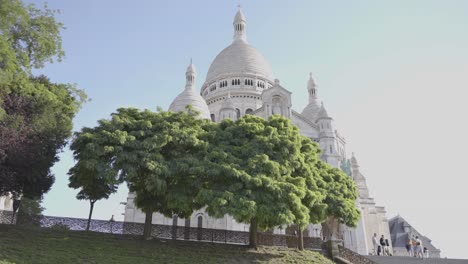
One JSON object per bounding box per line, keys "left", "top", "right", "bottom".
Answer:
{"left": 68, "top": 107, "right": 209, "bottom": 239}
{"left": 0, "top": 0, "right": 64, "bottom": 74}
{"left": 118, "top": 108, "right": 210, "bottom": 239}
{"left": 0, "top": 0, "right": 87, "bottom": 199}
{"left": 0, "top": 76, "right": 86, "bottom": 198}
{"left": 68, "top": 125, "right": 121, "bottom": 231}
{"left": 16, "top": 197, "right": 44, "bottom": 226}
{"left": 198, "top": 115, "right": 311, "bottom": 249}
{"left": 314, "top": 162, "right": 360, "bottom": 241}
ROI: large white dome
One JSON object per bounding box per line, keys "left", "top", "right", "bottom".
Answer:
{"left": 205, "top": 39, "right": 274, "bottom": 83}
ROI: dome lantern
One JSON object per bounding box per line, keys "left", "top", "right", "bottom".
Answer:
{"left": 233, "top": 5, "right": 247, "bottom": 42}
{"left": 185, "top": 58, "right": 196, "bottom": 89}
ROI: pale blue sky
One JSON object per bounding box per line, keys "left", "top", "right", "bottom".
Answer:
{"left": 27, "top": 0, "right": 468, "bottom": 259}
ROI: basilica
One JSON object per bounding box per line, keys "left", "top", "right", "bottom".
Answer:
{"left": 123, "top": 7, "right": 391, "bottom": 255}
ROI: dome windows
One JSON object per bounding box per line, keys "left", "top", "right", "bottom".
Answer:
{"left": 231, "top": 79, "right": 241, "bottom": 86}
{"left": 219, "top": 80, "right": 228, "bottom": 88}
{"left": 244, "top": 79, "right": 253, "bottom": 86}
{"left": 257, "top": 81, "right": 265, "bottom": 89}
{"left": 210, "top": 84, "right": 217, "bottom": 92}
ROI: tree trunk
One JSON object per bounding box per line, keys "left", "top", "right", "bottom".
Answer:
{"left": 143, "top": 210, "right": 153, "bottom": 240}
{"left": 297, "top": 225, "right": 304, "bottom": 250}
{"left": 86, "top": 201, "right": 95, "bottom": 231}
{"left": 249, "top": 217, "right": 258, "bottom": 249}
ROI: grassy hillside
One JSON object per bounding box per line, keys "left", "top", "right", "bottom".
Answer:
{"left": 0, "top": 225, "right": 333, "bottom": 264}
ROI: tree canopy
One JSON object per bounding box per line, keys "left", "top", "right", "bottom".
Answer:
{"left": 68, "top": 110, "right": 360, "bottom": 246}
{"left": 197, "top": 115, "right": 321, "bottom": 248}
{"left": 0, "top": 0, "right": 87, "bottom": 199}
{"left": 68, "top": 107, "right": 210, "bottom": 238}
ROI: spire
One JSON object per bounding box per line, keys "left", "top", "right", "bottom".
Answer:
{"left": 308, "top": 72, "right": 317, "bottom": 102}
{"left": 185, "top": 59, "right": 196, "bottom": 89}
{"left": 317, "top": 101, "right": 329, "bottom": 119}
{"left": 233, "top": 5, "right": 247, "bottom": 42}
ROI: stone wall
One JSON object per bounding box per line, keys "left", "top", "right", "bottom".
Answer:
{"left": 338, "top": 245, "right": 377, "bottom": 264}
{"left": 121, "top": 221, "right": 322, "bottom": 248}
{"left": 0, "top": 210, "right": 15, "bottom": 224}
{"left": 34, "top": 215, "right": 323, "bottom": 249}
{"left": 40, "top": 215, "right": 124, "bottom": 234}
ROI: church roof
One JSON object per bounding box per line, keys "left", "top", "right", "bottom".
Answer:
{"left": 234, "top": 8, "right": 246, "bottom": 23}
{"left": 206, "top": 40, "right": 274, "bottom": 83}
{"left": 301, "top": 73, "right": 321, "bottom": 122}
{"left": 169, "top": 61, "right": 211, "bottom": 119}
{"left": 168, "top": 89, "right": 211, "bottom": 119}
{"left": 317, "top": 102, "right": 330, "bottom": 119}
{"left": 389, "top": 215, "right": 440, "bottom": 253}
{"left": 205, "top": 8, "right": 274, "bottom": 83}
{"left": 301, "top": 101, "right": 321, "bottom": 122}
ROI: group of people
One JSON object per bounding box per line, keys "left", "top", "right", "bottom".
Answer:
{"left": 406, "top": 236, "right": 428, "bottom": 258}
{"left": 372, "top": 233, "right": 392, "bottom": 256}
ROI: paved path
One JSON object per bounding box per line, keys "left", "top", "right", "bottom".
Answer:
{"left": 366, "top": 256, "right": 468, "bottom": 264}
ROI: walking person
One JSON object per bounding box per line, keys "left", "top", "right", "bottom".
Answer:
{"left": 424, "top": 247, "right": 429, "bottom": 258}
{"left": 411, "top": 236, "right": 417, "bottom": 257}
{"left": 385, "top": 238, "right": 391, "bottom": 256}
{"left": 372, "top": 233, "right": 379, "bottom": 255}
{"left": 415, "top": 236, "right": 424, "bottom": 259}
{"left": 405, "top": 238, "right": 412, "bottom": 256}
{"left": 380, "top": 235, "right": 386, "bottom": 256}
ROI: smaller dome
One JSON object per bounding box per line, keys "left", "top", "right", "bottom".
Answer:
{"left": 169, "top": 89, "right": 211, "bottom": 119}
{"left": 301, "top": 101, "right": 321, "bottom": 121}
{"left": 169, "top": 61, "right": 211, "bottom": 120}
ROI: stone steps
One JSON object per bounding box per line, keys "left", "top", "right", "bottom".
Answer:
{"left": 366, "top": 256, "right": 468, "bottom": 264}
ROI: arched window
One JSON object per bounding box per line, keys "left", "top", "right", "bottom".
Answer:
{"left": 210, "top": 114, "right": 215, "bottom": 122}
{"left": 236, "top": 108, "right": 241, "bottom": 119}
{"left": 197, "top": 215, "right": 203, "bottom": 228}
{"left": 245, "top": 109, "right": 253, "bottom": 115}
{"left": 272, "top": 95, "right": 282, "bottom": 115}
{"left": 329, "top": 145, "right": 333, "bottom": 154}
{"left": 172, "top": 214, "right": 178, "bottom": 226}
{"left": 196, "top": 215, "right": 203, "bottom": 240}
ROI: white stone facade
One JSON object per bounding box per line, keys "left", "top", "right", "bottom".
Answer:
{"left": 0, "top": 194, "right": 13, "bottom": 211}
{"left": 124, "top": 7, "right": 390, "bottom": 254}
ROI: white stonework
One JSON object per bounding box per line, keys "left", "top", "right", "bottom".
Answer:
{"left": 0, "top": 193, "right": 13, "bottom": 211}
{"left": 124, "top": 6, "right": 390, "bottom": 254}
{"left": 168, "top": 60, "right": 211, "bottom": 119}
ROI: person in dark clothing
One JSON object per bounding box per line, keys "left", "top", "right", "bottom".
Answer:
{"left": 380, "top": 235, "right": 387, "bottom": 256}
{"left": 385, "top": 238, "right": 391, "bottom": 256}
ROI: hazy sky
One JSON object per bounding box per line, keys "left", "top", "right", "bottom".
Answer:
{"left": 26, "top": 0, "right": 468, "bottom": 259}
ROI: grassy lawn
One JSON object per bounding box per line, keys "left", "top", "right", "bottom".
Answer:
{"left": 0, "top": 224, "right": 333, "bottom": 264}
